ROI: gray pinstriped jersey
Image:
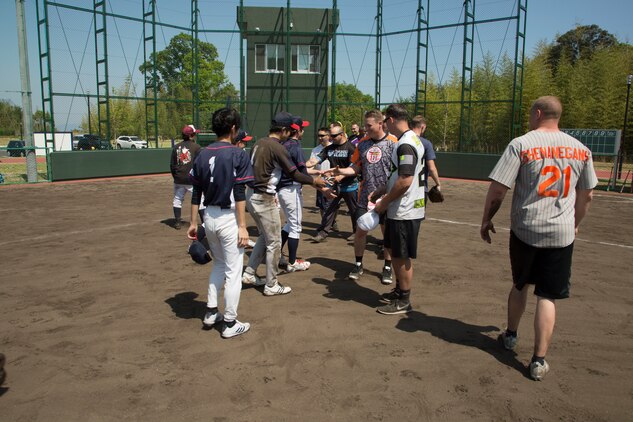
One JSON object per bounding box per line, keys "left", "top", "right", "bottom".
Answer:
{"left": 489, "top": 130, "right": 598, "bottom": 248}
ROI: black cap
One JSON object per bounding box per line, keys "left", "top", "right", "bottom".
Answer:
{"left": 188, "top": 240, "right": 212, "bottom": 265}
{"left": 272, "top": 111, "right": 294, "bottom": 128}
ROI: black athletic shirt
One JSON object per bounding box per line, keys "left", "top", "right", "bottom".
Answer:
{"left": 316, "top": 140, "right": 357, "bottom": 188}
{"left": 189, "top": 142, "right": 254, "bottom": 209}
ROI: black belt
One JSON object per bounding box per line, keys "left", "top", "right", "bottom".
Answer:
{"left": 253, "top": 189, "right": 275, "bottom": 196}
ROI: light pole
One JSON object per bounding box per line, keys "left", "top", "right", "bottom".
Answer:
{"left": 87, "top": 91, "right": 92, "bottom": 134}
{"left": 618, "top": 74, "right": 632, "bottom": 180}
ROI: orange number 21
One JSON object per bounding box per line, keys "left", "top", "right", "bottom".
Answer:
{"left": 538, "top": 165, "right": 571, "bottom": 198}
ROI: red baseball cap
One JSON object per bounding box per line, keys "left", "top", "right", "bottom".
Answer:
{"left": 235, "top": 130, "right": 253, "bottom": 142}
{"left": 291, "top": 116, "right": 310, "bottom": 131}
{"left": 182, "top": 124, "right": 201, "bottom": 137}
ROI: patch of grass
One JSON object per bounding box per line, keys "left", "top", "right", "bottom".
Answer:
{"left": 0, "top": 162, "right": 49, "bottom": 184}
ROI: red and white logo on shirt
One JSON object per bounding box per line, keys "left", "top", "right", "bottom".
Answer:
{"left": 366, "top": 146, "right": 383, "bottom": 164}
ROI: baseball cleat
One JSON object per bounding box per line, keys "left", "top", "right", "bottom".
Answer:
{"left": 381, "top": 266, "right": 393, "bottom": 285}
{"left": 263, "top": 282, "right": 292, "bottom": 296}
{"left": 286, "top": 259, "right": 310, "bottom": 272}
{"left": 242, "top": 272, "right": 265, "bottom": 286}
{"left": 221, "top": 320, "right": 250, "bottom": 338}
{"left": 376, "top": 299, "right": 412, "bottom": 315}
{"left": 202, "top": 311, "right": 223, "bottom": 328}
{"left": 348, "top": 264, "right": 363, "bottom": 280}
{"left": 529, "top": 360, "right": 550, "bottom": 381}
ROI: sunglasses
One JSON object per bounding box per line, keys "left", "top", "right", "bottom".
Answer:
{"left": 318, "top": 134, "right": 328, "bottom": 137}
{"left": 330, "top": 132, "right": 343, "bottom": 137}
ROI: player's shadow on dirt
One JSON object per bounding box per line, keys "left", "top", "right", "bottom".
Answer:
{"left": 165, "top": 291, "right": 206, "bottom": 320}
{"left": 309, "top": 257, "right": 385, "bottom": 308}
{"left": 160, "top": 218, "right": 188, "bottom": 229}
{"left": 164, "top": 291, "right": 224, "bottom": 332}
{"left": 396, "top": 311, "right": 528, "bottom": 377}
{"left": 165, "top": 291, "right": 226, "bottom": 332}
{"left": 0, "top": 386, "right": 8, "bottom": 397}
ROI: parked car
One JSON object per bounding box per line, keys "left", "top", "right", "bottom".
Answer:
{"left": 7, "top": 140, "right": 26, "bottom": 157}
{"left": 76, "top": 137, "right": 100, "bottom": 151}
{"left": 77, "top": 134, "right": 112, "bottom": 151}
{"left": 116, "top": 135, "right": 147, "bottom": 149}
{"left": 72, "top": 135, "right": 84, "bottom": 150}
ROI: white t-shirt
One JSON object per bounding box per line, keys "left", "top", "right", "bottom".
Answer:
{"left": 310, "top": 144, "right": 331, "bottom": 171}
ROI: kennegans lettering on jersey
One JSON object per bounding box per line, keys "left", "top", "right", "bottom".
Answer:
{"left": 521, "top": 146, "right": 590, "bottom": 164}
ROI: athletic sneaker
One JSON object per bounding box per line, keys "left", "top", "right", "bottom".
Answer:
{"left": 242, "top": 272, "right": 265, "bottom": 286}
{"left": 346, "top": 233, "right": 355, "bottom": 242}
{"left": 286, "top": 259, "right": 311, "bottom": 272}
{"left": 174, "top": 219, "right": 182, "bottom": 230}
{"left": 381, "top": 266, "right": 393, "bottom": 285}
{"left": 379, "top": 287, "right": 401, "bottom": 304}
{"left": 499, "top": 331, "right": 518, "bottom": 351}
{"left": 312, "top": 232, "right": 328, "bottom": 243}
{"left": 221, "top": 320, "right": 250, "bottom": 339}
{"left": 376, "top": 299, "right": 412, "bottom": 315}
{"left": 348, "top": 264, "right": 363, "bottom": 280}
{"left": 202, "top": 311, "right": 223, "bottom": 328}
{"left": 529, "top": 360, "right": 550, "bottom": 381}
{"left": 263, "top": 281, "right": 292, "bottom": 296}
{"left": 332, "top": 222, "right": 340, "bottom": 232}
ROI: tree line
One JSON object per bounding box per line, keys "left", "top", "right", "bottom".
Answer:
{"left": 409, "top": 25, "right": 633, "bottom": 155}
{"left": 1, "top": 25, "right": 631, "bottom": 157}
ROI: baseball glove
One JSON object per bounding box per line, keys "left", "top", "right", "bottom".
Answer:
{"left": 428, "top": 185, "right": 444, "bottom": 203}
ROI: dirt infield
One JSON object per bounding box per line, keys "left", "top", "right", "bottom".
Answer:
{"left": 1, "top": 175, "right": 632, "bottom": 420}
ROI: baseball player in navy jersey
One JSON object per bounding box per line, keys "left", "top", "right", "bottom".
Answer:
{"left": 480, "top": 96, "right": 598, "bottom": 380}
{"left": 235, "top": 130, "right": 253, "bottom": 149}
{"left": 323, "top": 110, "right": 397, "bottom": 284}
{"left": 187, "top": 108, "right": 254, "bottom": 339}
{"left": 241, "top": 111, "right": 331, "bottom": 296}
{"left": 277, "top": 115, "right": 312, "bottom": 272}
{"left": 170, "top": 125, "right": 201, "bottom": 229}
{"left": 196, "top": 130, "right": 253, "bottom": 225}
{"left": 372, "top": 104, "right": 426, "bottom": 315}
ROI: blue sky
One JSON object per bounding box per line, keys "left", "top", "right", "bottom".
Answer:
{"left": 1, "top": 0, "right": 631, "bottom": 131}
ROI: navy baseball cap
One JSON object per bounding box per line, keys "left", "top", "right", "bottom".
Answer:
{"left": 188, "top": 240, "right": 212, "bottom": 265}
{"left": 291, "top": 116, "right": 310, "bottom": 131}
{"left": 235, "top": 130, "right": 253, "bottom": 142}
{"left": 271, "top": 111, "right": 294, "bottom": 128}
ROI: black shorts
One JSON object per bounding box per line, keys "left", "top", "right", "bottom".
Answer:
{"left": 509, "top": 231, "right": 574, "bottom": 300}
{"left": 384, "top": 218, "right": 422, "bottom": 259}
{"left": 354, "top": 207, "right": 386, "bottom": 225}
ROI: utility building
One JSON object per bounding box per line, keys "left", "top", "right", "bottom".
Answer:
{"left": 238, "top": 6, "right": 338, "bottom": 144}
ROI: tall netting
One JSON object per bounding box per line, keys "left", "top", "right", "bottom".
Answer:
{"left": 34, "top": 0, "right": 525, "bottom": 152}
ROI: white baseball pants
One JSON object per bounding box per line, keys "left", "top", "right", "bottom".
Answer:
{"left": 203, "top": 206, "right": 244, "bottom": 322}
{"left": 278, "top": 185, "right": 303, "bottom": 239}
{"left": 173, "top": 183, "right": 193, "bottom": 208}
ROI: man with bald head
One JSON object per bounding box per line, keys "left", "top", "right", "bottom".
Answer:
{"left": 480, "top": 96, "right": 598, "bottom": 381}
